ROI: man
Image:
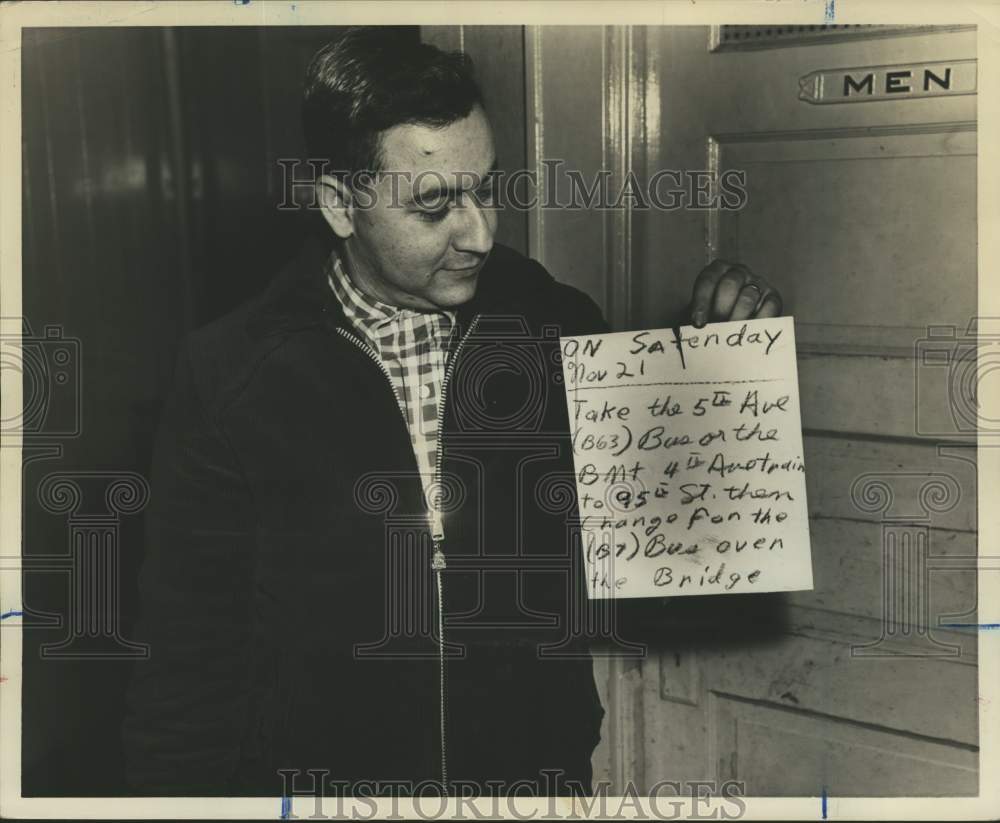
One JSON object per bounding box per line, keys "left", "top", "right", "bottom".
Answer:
{"left": 123, "top": 27, "right": 781, "bottom": 798}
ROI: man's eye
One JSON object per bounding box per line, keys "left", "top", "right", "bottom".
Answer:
{"left": 418, "top": 207, "right": 450, "bottom": 223}
{"left": 474, "top": 183, "right": 496, "bottom": 207}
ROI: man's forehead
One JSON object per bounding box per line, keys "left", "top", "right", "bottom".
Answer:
{"left": 377, "top": 108, "right": 495, "bottom": 181}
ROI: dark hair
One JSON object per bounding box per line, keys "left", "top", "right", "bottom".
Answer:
{"left": 302, "top": 27, "right": 483, "bottom": 178}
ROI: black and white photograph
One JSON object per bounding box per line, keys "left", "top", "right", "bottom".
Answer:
{"left": 1, "top": 1, "right": 997, "bottom": 819}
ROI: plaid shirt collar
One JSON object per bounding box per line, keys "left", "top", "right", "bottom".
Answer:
{"left": 325, "top": 250, "right": 457, "bottom": 347}
{"left": 324, "top": 248, "right": 458, "bottom": 538}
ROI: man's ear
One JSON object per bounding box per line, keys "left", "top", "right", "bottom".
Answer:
{"left": 316, "top": 175, "right": 355, "bottom": 240}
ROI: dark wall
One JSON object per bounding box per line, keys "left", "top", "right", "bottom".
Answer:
{"left": 20, "top": 24, "right": 357, "bottom": 796}
{"left": 20, "top": 22, "right": 531, "bottom": 798}
{"left": 20, "top": 23, "right": 531, "bottom": 795}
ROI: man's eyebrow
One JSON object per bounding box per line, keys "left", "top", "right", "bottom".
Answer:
{"left": 404, "top": 158, "right": 500, "bottom": 206}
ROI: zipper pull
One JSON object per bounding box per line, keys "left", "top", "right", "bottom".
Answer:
{"left": 430, "top": 510, "right": 447, "bottom": 571}
{"left": 432, "top": 537, "right": 447, "bottom": 571}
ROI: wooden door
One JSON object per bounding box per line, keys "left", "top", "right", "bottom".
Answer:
{"left": 519, "top": 23, "right": 979, "bottom": 797}
{"left": 623, "top": 24, "right": 980, "bottom": 797}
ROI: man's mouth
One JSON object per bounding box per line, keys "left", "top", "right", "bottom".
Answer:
{"left": 443, "top": 263, "right": 482, "bottom": 275}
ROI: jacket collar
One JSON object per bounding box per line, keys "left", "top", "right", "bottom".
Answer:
{"left": 246, "top": 232, "right": 489, "bottom": 340}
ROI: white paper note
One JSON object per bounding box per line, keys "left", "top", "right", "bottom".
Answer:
{"left": 559, "top": 316, "right": 813, "bottom": 600}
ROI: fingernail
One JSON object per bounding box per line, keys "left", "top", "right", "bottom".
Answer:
{"left": 693, "top": 310, "right": 705, "bottom": 327}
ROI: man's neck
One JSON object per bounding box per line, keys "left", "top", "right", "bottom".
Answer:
{"left": 340, "top": 245, "right": 431, "bottom": 312}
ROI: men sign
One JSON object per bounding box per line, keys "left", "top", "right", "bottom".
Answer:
{"left": 797, "top": 59, "right": 977, "bottom": 104}
{"left": 560, "top": 316, "right": 813, "bottom": 600}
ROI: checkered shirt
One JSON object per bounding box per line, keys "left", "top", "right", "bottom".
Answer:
{"left": 326, "top": 253, "right": 457, "bottom": 535}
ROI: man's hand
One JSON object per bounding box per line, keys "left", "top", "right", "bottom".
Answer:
{"left": 690, "top": 259, "right": 783, "bottom": 329}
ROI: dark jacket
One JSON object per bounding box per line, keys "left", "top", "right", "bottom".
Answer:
{"left": 122, "top": 236, "right": 611, "bottom": 797}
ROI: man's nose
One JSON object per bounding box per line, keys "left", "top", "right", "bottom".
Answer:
{"left": 452, "top": 198, "right": 495, "bottom": 255}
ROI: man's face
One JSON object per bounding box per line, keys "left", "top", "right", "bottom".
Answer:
{"left": 341, "top": 104, "right": 498, "bottom": 311}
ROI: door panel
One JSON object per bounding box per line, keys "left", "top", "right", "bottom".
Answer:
{"left": 713, "top": 693, "right": 977, "bottom": 796}
{"left": 711, "top": 127, "right": 976, "bottom": 332}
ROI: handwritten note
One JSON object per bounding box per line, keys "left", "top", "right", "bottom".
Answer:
{"left": 559, "top": 317, "right": 813, "bottom": 600}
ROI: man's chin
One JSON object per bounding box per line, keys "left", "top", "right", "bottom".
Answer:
{"left": 430, "top": 274, "right": 480, "bottom": 309}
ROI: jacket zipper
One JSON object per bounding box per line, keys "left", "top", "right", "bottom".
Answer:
{"left": 335, "top": 326, "right": 408, "bottom": 417}
{"left": 335, "top": 315, "right": 481, "bottom": 793}
{"left": 431, "top": 313, "right": 480, "bottom": 793}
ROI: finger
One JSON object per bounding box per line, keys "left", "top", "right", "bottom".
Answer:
{"left": 753, "top": 292, "right": 783, "bottom": 319}
{"left": 728, "top": 283, "right": 763, "bottom": 321}
{"left": 712, "top": 267, "right": 748, "bottom": 321}
{"left": 690, "top": 259, "right": 733, "bottom": 327}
